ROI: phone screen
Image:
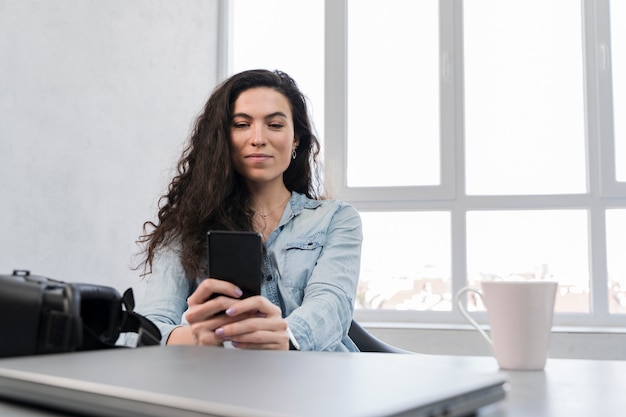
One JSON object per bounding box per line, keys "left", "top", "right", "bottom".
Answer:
{"left": 206, "top": 230, "right": 263, "bottom": 299}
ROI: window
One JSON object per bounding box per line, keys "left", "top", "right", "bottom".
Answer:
{"left": 607, "top": 209, "right": 626, "bottom": 313}
{"left": 358, "top": 211, "right": 451, "bottom": 311}
{"left": 466, "top": 210, "right": 590, "bottom": 313}
{"left": 228, "top": 0, "right": 324, "bottom": 144}
{"left": 610, "top": 0, "right": 626, "bottom": 181}
{"left": 464, "top": 0, "right": 586, "bottom": 195}
{"left": 347, "top": 0, "right": 440, "bottom": 187}
{"left": 226, "top": 0, "right": 626, "bottom": 327}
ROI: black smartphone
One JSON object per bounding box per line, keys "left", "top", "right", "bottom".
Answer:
{"left": 206, "top": 230, "right": 263, "bottom": 299}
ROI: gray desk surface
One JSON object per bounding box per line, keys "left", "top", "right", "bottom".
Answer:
{"left": 0, "top": 352, "right": 624, "bottom": 417}
{"left": 426, "top": 355, "right": 626, "bottom": 417}
{"left": 489, "top": 357, "right": 626, "bottom": 416}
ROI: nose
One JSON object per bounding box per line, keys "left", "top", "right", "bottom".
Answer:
{"left": 251, "top": 123, "right": 265, "bottom": 146}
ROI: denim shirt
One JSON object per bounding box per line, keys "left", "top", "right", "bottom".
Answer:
{"left": 131, "top": 192, "right": 362, "bottom": 352}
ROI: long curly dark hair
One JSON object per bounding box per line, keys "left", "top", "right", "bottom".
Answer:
{"left": 137, "top": 69, "right": 323, "bottom": 279}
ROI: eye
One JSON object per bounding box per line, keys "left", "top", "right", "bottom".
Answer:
{"left": 232, "top": 121, "right": 249, "bottom": 129}
{"left": 268, "top": 123, "right": 284, "bottom": 129}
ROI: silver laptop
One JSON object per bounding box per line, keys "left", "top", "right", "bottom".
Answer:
{"left": 0, "top": 346, "right": 506, "bottom": 417}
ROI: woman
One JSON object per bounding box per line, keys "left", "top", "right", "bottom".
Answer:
{"left": 133, "top": 69, "right": 362, "bottom": 351}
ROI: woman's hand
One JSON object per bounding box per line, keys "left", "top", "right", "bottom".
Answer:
{"left": 213, "top": 296, "right": 289, "bottom": 350}
{"left": 185, "top": 278, "right": 290, "bottom": 350}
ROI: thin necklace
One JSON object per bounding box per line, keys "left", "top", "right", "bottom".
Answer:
{"left": 256, "top": 194, "right": 291, "bottom": 219}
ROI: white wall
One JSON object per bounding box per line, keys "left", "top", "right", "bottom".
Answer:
{"left": 0, "top": 0, "right": 220, "bottom": 294}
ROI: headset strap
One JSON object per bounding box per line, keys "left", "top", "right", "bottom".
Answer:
{"left": 119, "top": 288, "right": 161, "bottom": 346}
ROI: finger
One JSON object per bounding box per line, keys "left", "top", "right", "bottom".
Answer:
{"left": 188, "top": 278, "right": 243, "bottom": 305}
{"left": 215, "top": 316, "right": 287, "bottom": 340}
{"left": 191, "top": 321, "right": 223, "bottom": 346}
{"left": 229, "top": 329, "right": 290, "bottom": 350}
{"left": 191, "top": 316, "right": 243, "bottom": 345}
{"left": 185, "top": 296, "right": 240, "bottom": 323}
{"left": 223, "top": 296, "right": 282, "bottom": 319}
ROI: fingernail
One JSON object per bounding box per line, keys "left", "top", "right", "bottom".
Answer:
{"left": 215, "top": 327, "right": 224, "bottom": 336}
{"left": 225, "top": 307, "right": 235, "bottom": 315}
{"left": 234, "top": 288, "right": 243, "bottom": 297}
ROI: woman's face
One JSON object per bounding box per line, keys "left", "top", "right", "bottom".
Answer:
{"left": 230, "top": 87, "right": 298, "bottom": 187}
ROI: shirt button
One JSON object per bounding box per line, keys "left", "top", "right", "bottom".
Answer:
{"left": 266, "top": 274, "right": 273, "bottom": 281}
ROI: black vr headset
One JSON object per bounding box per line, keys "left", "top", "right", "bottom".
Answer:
{"left": 0, "top": 270, "right": 160, "bottom": 358}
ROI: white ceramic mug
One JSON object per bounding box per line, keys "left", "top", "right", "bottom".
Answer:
{"left": 455, "top": 281, "right": 558, "bottom": 371}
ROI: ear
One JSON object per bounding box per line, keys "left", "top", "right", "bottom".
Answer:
{"left": 293, "top": 137, "right": 300, "bottom": 148}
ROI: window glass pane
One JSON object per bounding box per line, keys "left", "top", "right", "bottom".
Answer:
{"left": 606, "top": 209, "right": 626, "bottom": 313}
{"left": 466, "top": 210, "right": 589, "bottom": 313}
{"left": 347, "top": 0, "right": 439, "bottom": 187}
{"left": 464, "top": 0, "right": 586, "bottom": 195}
{"left": 231, "top": 0, "right": 325, "bottom": 144}
{"left": 357, "top": 212, "right": 451, "bottom": 311}
{"left": 610, "top": 0, "right": 626, "bottom": 181}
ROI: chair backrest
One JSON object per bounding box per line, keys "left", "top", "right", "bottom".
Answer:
{"left": 348, "top": 320, "right": 413, "bottom": 353}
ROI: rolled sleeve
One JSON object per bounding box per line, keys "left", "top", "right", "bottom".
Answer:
{"left": 281, "top": 202, "right": 362, "bottom": 351}
{"left": 133, "top": 248, "right": 192, "bottom": 345}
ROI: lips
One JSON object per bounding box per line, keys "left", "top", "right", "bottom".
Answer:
{"left": 246, "top": 153, "right": 272, "bottom": 162}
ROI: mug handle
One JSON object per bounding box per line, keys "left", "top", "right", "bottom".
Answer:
{"left": 455, "top": 287, "right": 493, "bottom": 348}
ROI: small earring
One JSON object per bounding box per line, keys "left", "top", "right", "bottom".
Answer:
{"left": 292, "top": 148, "right": 297, "bottom": 160}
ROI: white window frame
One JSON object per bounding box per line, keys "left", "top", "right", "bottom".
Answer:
{"left": 325, "top": 0, "right": 626, "bottom": 328}
{"left": 222, "top": 0, "right": 626, "bottom": 328}
{"left": 590, "top": 0, "right": 626, "bottom": 196}
{"left": 324, "top": 0, "right": 457, "bottom": 203}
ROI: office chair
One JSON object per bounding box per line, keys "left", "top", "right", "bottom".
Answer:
{"left": 348, "top": 320, "right": 413, "bottom": 354}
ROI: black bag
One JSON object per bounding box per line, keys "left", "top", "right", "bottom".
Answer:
{"left": 0, "top": 270, "right": 161, "bottom": 358}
